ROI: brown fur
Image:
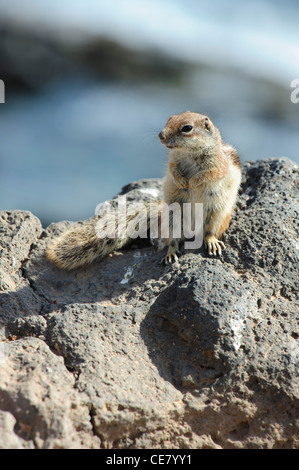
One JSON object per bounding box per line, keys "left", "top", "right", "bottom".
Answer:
{"left": 159, "top": 111, "right": 241, "bottom": 263}
{"left": 217, "top": 212, "right": 232, "bottom": 239}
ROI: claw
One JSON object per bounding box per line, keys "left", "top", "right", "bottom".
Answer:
{"left": 161, "top": 254, "right": 177, "bottom": 265}
{"left": 161, "top": 250, "right": 181, "bottom": 265}
{"left": 205, "top": 236, "right": 225, "bottom": 256}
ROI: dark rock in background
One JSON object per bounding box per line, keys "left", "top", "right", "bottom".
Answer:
{"left": 0, "top": 27, "right": 191, "bottom": 94}
{"left": 0, "top": 157, "right": 298, "bottom": 448}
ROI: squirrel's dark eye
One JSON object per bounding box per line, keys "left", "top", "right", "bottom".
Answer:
{"left": 181, "top": 125, "right": 193, "bottom": 133}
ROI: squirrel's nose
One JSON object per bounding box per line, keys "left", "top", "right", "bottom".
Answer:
{"left": 159, "top": 130, "right": 166, "bottom": 141}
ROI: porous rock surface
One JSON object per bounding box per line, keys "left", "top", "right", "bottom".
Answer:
{"left": 0, "top": 158, "right": 298, "bottom": 449}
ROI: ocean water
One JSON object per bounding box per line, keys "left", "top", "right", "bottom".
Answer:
{"left": 0, "top": 0, "right": 298, "bottom": 225}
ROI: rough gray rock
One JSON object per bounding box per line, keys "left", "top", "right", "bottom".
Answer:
{"left": 0, "top": 158, "right": 298, "bottom": 449}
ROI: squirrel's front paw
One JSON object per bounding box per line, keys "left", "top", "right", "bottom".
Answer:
{"left": 189, "top": 176, "right": 202, "bottom": 190}
{"left": 204, "top": 235, "right": 225, "bottom": 256}
{"left": 175, "top": 177, "right": 188, "bottom": 189}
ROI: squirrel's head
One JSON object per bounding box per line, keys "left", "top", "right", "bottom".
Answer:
{"left": 159, "top": 111, "right": 221, "bottom": 153}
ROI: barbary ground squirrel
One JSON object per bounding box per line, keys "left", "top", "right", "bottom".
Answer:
{"left": 47, "top": 111, "right": 241, "bottom": 270}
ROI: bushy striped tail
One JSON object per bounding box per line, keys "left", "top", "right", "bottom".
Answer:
{"left": 46, "top": 200, "right": 159, "bottom": 271}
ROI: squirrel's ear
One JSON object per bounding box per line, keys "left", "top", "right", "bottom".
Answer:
{"left": 202, "top": 117, "right": 211, "bottom": 131}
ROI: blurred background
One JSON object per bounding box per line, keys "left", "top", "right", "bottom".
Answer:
{"left": 0, "top": 0, "right": 298, "bottom": 227}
